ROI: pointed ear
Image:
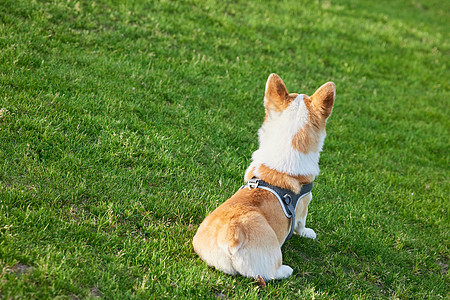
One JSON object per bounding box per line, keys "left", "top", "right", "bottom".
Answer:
{"left": 310, "top": 82, "right": 335, "bottom": 118}
{"left": 264, "top": 73, "right": 289, "bottom": 112}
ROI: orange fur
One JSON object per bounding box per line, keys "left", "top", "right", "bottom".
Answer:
{"left": 310, "top": 82, "right": 335, "bottom": 118}
{"left": 292, "top": 86, "right": 333, "bottom": 154}
{"left": 264, "top": 74, "right": 292, "bottom": 113}
{"left": 292, "top": 122, "right": 316, "bottom": 153}
{"left": 247, "top": 164, "right": 314, "bottom": 194}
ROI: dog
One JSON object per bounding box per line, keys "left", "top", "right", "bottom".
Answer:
{"left": 193, "top": 73, "right": 335, "bottom": 280}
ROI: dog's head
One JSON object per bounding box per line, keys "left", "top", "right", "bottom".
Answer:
{"left": 263, "top": 73, "right": 335, "bottom": 152}
{"left": 246, "top": 74, "right": 335, "bottom": 183}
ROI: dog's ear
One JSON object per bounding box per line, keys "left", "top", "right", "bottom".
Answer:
{"left": 310, "top": 82, "right": 335, "bottom": 118}
{"left": 264, "top": 73, "right": 290, "bottom": 112}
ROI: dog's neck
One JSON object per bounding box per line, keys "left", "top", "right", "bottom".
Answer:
{"left": 244, "top": 94, "right": 325, "bottom": 194}
{"left": 244, "top": 164, "right": 313, "bottom": 194}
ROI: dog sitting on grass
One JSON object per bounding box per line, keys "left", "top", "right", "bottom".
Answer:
{"left": 193, "top": 73, "right": 335, "bottom": 281}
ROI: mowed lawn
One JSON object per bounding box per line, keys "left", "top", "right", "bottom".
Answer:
{"left": 0, "top": 0, "right": 448, "bottom": 299}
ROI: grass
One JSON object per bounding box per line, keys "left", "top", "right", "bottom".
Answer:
{"left": 0, "top": 0, "right": 448, "bottom": 298}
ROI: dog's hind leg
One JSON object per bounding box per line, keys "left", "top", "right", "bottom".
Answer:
{"left": 193, "top": 222, "right": 237, "bottom": 275}
{"left": 229, "top": 219, "right": 293, "bottom": 280}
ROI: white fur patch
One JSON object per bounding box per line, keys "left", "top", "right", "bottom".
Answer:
{"left": 248, "top": 94, "right": 325, "bottom": 177}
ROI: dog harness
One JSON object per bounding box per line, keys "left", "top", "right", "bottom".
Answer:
{"left": 240, "top": 178, "right": 313, "bottom": 244}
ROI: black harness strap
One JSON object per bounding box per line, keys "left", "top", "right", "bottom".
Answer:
{"left": 241, "top": 178, "right": 313, "bottom": 244}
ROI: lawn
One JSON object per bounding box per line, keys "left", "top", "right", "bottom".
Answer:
{"left": 0, "top": 0, "right": 448, "bottom": 298}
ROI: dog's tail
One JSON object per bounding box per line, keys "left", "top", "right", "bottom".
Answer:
{"left": 217, "top": 221, "right": 245, "bottom": 257}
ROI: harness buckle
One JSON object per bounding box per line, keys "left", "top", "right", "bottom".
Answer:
{"left": 283, "top": 194, "right": 292, "bottom": 205}
{"left": 247, "top": 178, "right": 260, "bottom": 190}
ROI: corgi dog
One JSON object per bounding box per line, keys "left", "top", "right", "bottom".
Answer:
{"left": 193, "top": 73, "right": 335, "bottom": 280}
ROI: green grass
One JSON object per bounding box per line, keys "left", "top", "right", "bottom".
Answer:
{"left": 0, "top": 0, "right": 448, "bottom": 298}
